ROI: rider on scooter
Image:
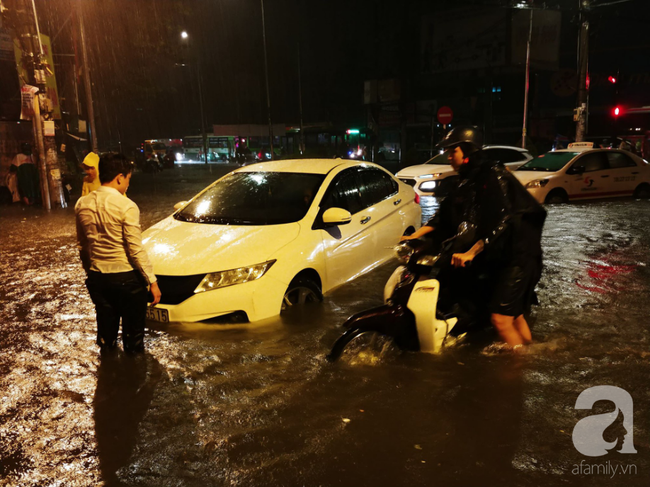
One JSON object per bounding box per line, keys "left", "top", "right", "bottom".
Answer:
{"left": 403, "top": 126, "right": 546, "bottom": 348}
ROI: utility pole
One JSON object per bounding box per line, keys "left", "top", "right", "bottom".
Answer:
{"left": 3, "top": 0, "right": 66, "bottom": 209}
{"left": 180, "top": 30, "right": 208, "bottom": 164}
{"left": 575, "top": 0, "right": 590, "bottom": 142}
{"left": 297, "top": 41, "right": 304, "bottom": 155}
{"left": 77, "top": 0, "right": 97, "bottom": 152}
{"left": 261, "top": 0, "right": 274, "bottom": 159}
{"left": 521, "top": 8, "right": 534, "bottom": 149}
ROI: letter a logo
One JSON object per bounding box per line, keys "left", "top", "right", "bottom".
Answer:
{"left": 572, "top": 385, "right": 637, "bottom": 457}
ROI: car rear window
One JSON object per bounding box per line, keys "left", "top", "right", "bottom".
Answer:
{"left": 175, "top": 172, "right": 325, "bottom": 225}
{"left": 518, "top": 152, "right": 579, "bottom": 172}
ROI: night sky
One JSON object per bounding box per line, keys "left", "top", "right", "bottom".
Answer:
{"left": 4, "top": 0, "right": 650, "bottom": 149}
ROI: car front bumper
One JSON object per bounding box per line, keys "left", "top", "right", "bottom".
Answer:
{"left": 147, "top": 273, "right": 288, "bottom": 323}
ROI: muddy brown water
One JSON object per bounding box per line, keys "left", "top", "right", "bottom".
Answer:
{"left": 1, "top": 164, "right": 649, "bottom": 486}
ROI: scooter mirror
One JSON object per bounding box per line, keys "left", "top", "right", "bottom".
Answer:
{"left": 174, "top": 201, "right": 188, "bottom": 211}
{"left": 394, "top": 242, "right": 415, "bottom": 263}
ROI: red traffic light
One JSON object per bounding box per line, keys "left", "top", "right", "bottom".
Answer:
{"left": 608, "top": 75, "right": 617, "bottom": 84}
{"left": 613, "top": 106, "right": 622, "bottom": 117}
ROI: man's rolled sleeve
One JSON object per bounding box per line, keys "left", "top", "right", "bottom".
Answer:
{"left": 122, "top": 205, "right": 157, "bottom": 284}
{"left": 75, "top": 210, "right": 91, "bottom": 273}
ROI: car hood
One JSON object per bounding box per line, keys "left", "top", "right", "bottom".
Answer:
{"left": 396, "top": 164, "right": 454, "bottom": 178}
{"left": 513, "top": 170, "right": 560, "bottom": 185}
{"left": 142, "top": 217, "right": 301, "bottom": 276}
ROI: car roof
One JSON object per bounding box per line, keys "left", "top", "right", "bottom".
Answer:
{"left": 553, "top": 148, "right": 593, "bottom": 153}
{"left": 235, "top": 158, "right": 382, "bottom": 175}
{"left": 483, "top": 145, "right": 529, "bottom": 152}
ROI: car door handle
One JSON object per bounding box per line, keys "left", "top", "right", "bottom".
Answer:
{"left": 601, "top": 175, "right": 610, "bottom": 178}
{"left": 360, "top": 216, "right": 371, "bottom": 224}
{"left": 393, "top": 199, "right": 401, "bottom": 206}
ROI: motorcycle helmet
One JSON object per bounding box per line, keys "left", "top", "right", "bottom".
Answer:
{"left": 437, "top": 125, "right": 483, "bottom": 153}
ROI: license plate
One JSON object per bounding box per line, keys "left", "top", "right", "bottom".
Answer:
{"left": 146, "top": 306, "right": 169, "bottom": 323}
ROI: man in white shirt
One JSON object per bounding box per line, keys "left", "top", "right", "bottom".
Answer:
{"left": 75, "top": 153, "right": 161, "bottom": 353}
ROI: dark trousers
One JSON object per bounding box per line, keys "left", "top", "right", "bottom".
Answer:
{"left": 86, "top": 270, "right": 147, "bottom": 351}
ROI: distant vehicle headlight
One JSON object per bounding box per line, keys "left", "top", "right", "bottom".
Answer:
{"left": 194, "top": 260, "right": 276, "bottom": 293}
{"left": 419, "top": 181, "right": 438, "bottom": 190}
{"left": 525, "top": 179, "right": 549, "bottom": 189}
{"left": 175, "top": 152, "right": 183, "bottom": 161}
{"left": 417, "top": 173, "right": 442, "bottom": 179}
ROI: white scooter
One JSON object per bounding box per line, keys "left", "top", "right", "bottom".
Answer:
{"left": 327, "top": 223, "right": 488, "bottom": 361}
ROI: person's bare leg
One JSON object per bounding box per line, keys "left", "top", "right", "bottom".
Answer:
{"left": 513, "top": 314, "right": 532, "bottom": 344}
{"left": 491, "top": 313, "right": 525, "bottom": 347}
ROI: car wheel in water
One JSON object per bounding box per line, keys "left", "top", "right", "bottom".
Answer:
{"left": 281, "top": 278, "right": 322, "bottom": 312}
{"left": 633, "top": 183, "right": 650, "bottom": 199}
{"left": 545, "top": 188, "right": 568, "bottom": 204}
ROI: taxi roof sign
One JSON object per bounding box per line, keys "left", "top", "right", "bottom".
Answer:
{"left": 567, "top": 142, "right": 594, "bottom": 149}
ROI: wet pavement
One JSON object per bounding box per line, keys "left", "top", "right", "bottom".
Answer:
{"left": 1, "top": 164, "right": 649, "bottom": 486}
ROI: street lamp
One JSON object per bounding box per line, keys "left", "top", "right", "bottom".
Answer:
{"left": 514, "top": 1, "right": 535, "bottom": 150}
{"left": 180, "top": 31, "right": 208, "bottom": 164}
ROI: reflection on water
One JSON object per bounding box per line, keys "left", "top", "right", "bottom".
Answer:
{"left": 0, "top": 169, "right": 649, "bottom": 486}
{"left": 94, "top": 352, "right": 162, "bottom": 483}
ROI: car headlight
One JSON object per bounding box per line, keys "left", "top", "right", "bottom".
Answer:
{"left": 419, "top": 181, "right": 438, "bottom": 190}
{"left": 194, "top": 260, "right": 276, "bottom": 293}
{"left": 525, "top": 179, "right": 549, "bottom": 189}
{"left": 417, "top": 173, "right": 442, "bottom": 179}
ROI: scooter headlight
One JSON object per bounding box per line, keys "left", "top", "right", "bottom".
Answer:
{"left": 194, "top": 260, "right": 276, "bottom": 293}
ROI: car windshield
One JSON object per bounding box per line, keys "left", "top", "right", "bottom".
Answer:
{"left": 175, "top": 172, "right": 325, "bottom": 225}
{"left": 518, "top": 152, "right": 579, "bottom": 172}
{"left": 425, "top": 153, "right": 449, "bottom": 165}
{"left": 152, "top": 143, "right": 166, "bottom": 150}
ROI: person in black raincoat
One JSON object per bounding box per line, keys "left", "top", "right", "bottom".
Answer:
{"left": 403, "top": 126, "right": 546, "bottom": 348}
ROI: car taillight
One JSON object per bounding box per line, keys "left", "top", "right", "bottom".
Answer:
{"left": 414, "top": 193, "right": 421, "bottom": 205}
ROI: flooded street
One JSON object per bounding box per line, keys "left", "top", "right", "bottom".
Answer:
{"left": 1, "top": 165, "right": 649, "bottom": 486}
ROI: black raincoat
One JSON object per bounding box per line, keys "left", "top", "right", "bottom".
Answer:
{"left": 426, "top": 151, "right": 546, "bottom": 265}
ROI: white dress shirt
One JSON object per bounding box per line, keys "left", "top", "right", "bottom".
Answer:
{"left": 75, "top": 186, "right": 157, "bottom": 284}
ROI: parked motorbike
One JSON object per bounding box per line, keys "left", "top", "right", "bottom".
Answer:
{"left": 143, "top": 153, "right": 163, "bottom": 173}
{"left": 327, "top": 223, "right": 491, "bottom": 361}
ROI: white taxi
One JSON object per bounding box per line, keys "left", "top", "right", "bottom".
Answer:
{"left": 396, "top": 145, "right": 532, "bottom": 197}
{"left": 514, "top": 142, "right": 650, "bottom": 204}
{"left": 142, "top": 159, "right": 421, "bottom": 323}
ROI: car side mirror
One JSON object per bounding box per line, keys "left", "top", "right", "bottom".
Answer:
{"left": 322, "top": 207, "right": 352, "bottom": 226}
{"left": 567, "top": 165, "right": 585, "bottom": 175}
{"left": 174, "top": 201, "right": 188, "bottom": 211}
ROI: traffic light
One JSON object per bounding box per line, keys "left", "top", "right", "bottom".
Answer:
{"left": 613, "top": 106, "right": 622, "bottom": 117}
{"left": 608, "top": 75, "right": 617, "bottom": 84}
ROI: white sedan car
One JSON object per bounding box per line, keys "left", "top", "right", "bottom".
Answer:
{"left": 142, "top": 159, "right": 421, "bottom": 323}
{"left": 396, "top": 145, "right": 533, "bottom": 197}
{"left": 514, "top": 143, "right": 650, "bottom": 204}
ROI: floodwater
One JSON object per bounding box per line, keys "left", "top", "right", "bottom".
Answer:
{"left": 1, "top": 164, "right": 649, "bottom": 487}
